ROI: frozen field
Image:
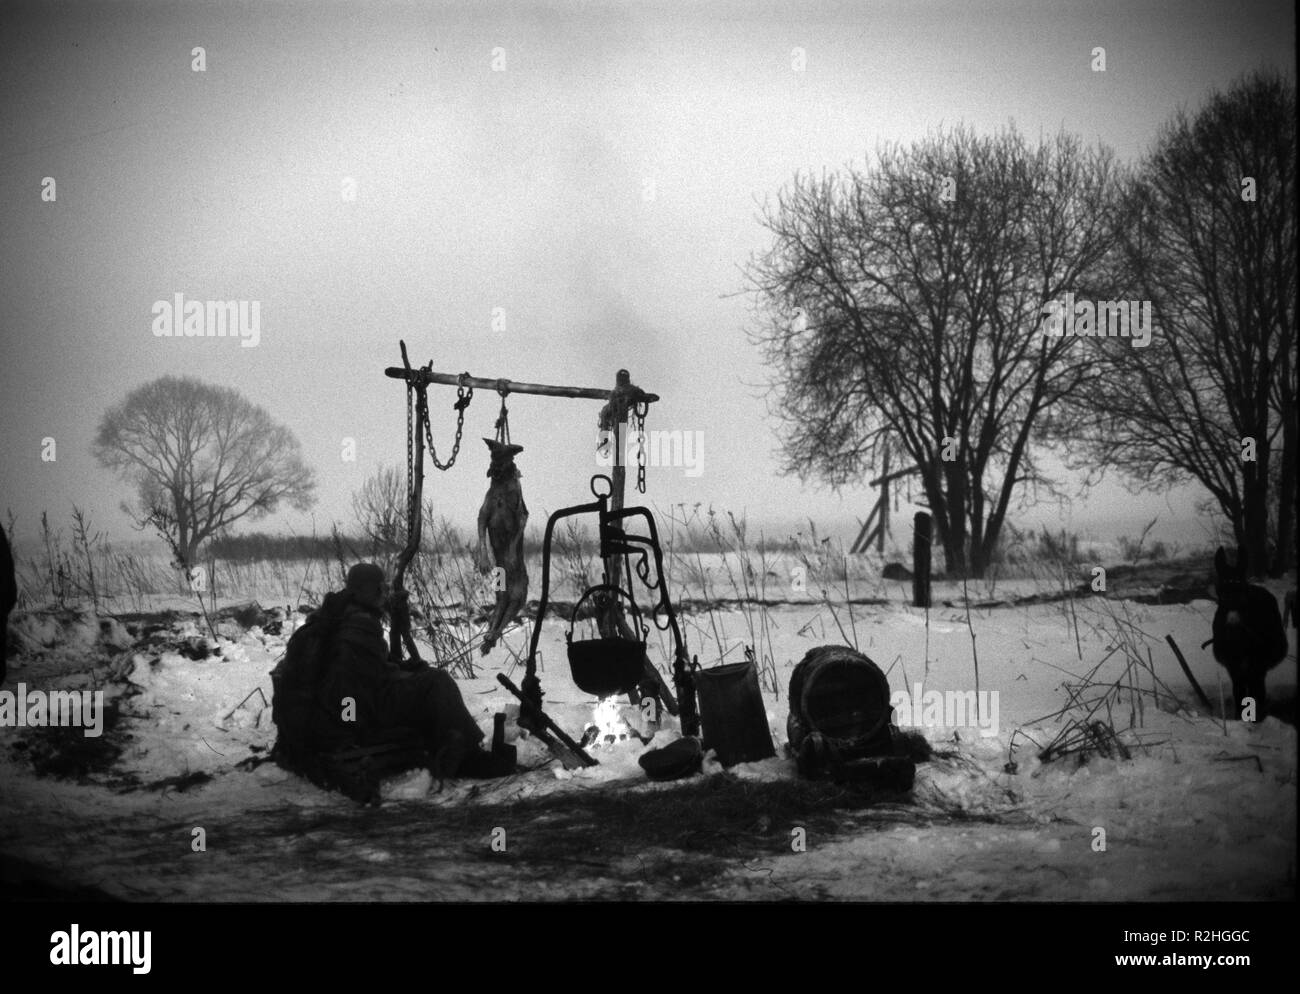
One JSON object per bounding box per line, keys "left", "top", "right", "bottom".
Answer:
{"left": 0, "top": 560, "right": 1294, "bottom": 902}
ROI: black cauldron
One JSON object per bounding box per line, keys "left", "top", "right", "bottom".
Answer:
{"left": 566, "top": 585, "right": 646, "bottom": 697}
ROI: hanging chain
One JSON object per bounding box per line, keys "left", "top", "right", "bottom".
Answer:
{"left": 426, "top": 371, "right": 473, "bottom": 471}
{"left": 633, "top": 400, "right": 648, "bottom": 494}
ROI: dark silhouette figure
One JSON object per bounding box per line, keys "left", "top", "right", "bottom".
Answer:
{"left": 477, "top": 438, "right": 528, "bottom": 655}
{"left": 317, "top": 564, "right": 493, "bottom": 780}
{"left": 1211, "top": 547, "right": 1289, "bottom": 720}
{"left": 271, "top": 563, "right": 512, "bottom": 801}
{"left": 0, "top": 523, "right": 15, "bottom": 684}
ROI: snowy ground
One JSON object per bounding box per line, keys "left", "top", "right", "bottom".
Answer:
{"left": 0, "top": 570, "right": 1295, "bottom": 902}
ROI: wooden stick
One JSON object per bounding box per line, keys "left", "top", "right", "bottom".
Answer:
{"left": 496, "top": 673, "right": 598, "bottom": 767}
{"left": 221, "top": 686, "right": 269, "bottom": 721}
{"left": 385, "top": 367, "right": 659, "bottom": 404}
{"left": 1164, "top": 633, "right": 1212, "bottom": 710}
{"left": 868, "top": 465, "right": 921, "bottom": 487}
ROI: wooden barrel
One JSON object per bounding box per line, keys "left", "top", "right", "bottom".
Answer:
{"left": 787, "top": 646, "right": 895, "bottom": 762}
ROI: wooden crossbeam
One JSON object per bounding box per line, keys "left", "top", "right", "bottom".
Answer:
{"left": 384, "top": 366, "right": 659, "bottom": 404}
{"left": 868, "top": 465, "right": 921, "bottom": 488}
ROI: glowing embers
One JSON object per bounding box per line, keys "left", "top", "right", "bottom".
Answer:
{"left": 583, "top": 695, "right": 633, "bottom": 750}
{"left": 580, "top": 695, "right": 662, "bottom": 751}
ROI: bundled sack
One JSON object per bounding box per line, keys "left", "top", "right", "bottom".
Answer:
{"left": 270, "top": 596, "right": 353, "bottom": 760}
{"left": 786, "top": 645, "right": 917, "bottom": 787}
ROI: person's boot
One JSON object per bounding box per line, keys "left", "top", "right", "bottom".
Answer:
{"left": 429, "top": 730, "right": 471, "bottom": 791}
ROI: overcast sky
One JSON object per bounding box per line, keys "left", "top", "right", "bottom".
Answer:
{"left": 1, "top": 0, "right": 1293, "bottom": 554}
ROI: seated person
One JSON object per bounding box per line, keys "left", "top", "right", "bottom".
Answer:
{"left": 309, "top": 562, "right": 508, "bottom": 782}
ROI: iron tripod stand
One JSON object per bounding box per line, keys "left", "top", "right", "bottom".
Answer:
{"left": 498, "top": 473, "right": 699, "bottom": 768}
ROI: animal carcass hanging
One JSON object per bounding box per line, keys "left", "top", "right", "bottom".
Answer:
{"left": 477, "top": 438, "right": 529, "bottom": 654}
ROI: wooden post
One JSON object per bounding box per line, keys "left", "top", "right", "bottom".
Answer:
{"left": 858, "top": 456, "right": 920, "bottom": 556}
{"left": 594, "top": 368, "right": 645, "bottom": 640}
{"left": 912, "top": 512, "right": 932, "bottom": 608}
{"left": 597, "top": 394, "right": 626, "bottom": 638}
{"left": 389, "top": 355, "right": 428, "bottom": 665}
{"left": 607, "top": 416, "right": 627, "bottom": 597}
{"left": 597, "top": 377, "right": 679, "bottom": 713}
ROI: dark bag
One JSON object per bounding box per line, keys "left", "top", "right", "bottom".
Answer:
{"left": 786, "top": 645, "right": 903, "bottom": 778}
{"left": 696, "top": 656, "right": 776, "bottom": 767}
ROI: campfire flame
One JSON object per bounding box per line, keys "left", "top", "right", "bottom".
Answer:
{"left": 586, "top": 695, "right": 632, "bottom": 749}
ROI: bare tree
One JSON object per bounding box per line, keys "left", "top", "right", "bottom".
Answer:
{"left": 1068, "top": 71, "right": 1296, "bottom": 576}
{"left": 94, "top": 376, "right": 317, "bottom": 568}
{"left": 350, "top": 464, "right": 406, "bottom": 572}
{"left": 747, "top": 125, "right": 1121, "bottom": 577}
